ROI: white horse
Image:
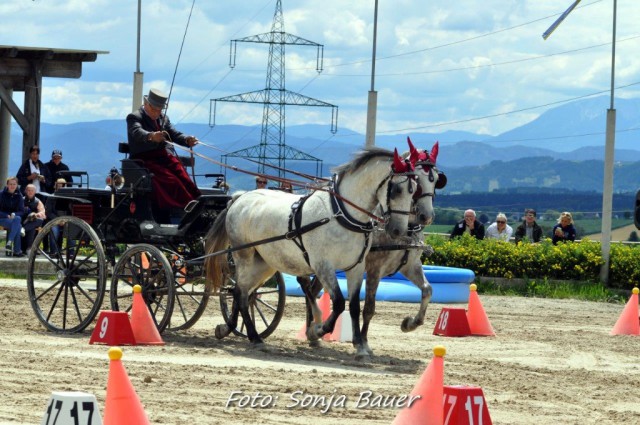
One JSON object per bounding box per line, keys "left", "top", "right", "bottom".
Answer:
{"left": 205, "top": 146, "right": 418, "bottom": 353}
{"left": 298, "top": 141, "right": 446, "bottom": 359}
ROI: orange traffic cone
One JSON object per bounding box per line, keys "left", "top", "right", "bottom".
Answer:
{"left": 130, "top": 285, "right": 165, "bottom": 345}
{"left": 103, "top": 347, "right": 150, "bottom": 425}
{"left": 610, "top": 287, "right": 639, "bottom": 335}
{"left": 466, "top": 284, "right": 495, "bottom": 336}
{"left": 296, "top": 292, "right": 331, "bottom": 340}
{"left": 392, "top": 345, "right": 445, "bottom": 425}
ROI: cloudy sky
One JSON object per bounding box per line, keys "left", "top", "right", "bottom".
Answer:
{"left": 2, "top": 0, "right": 638, "bottom": 138}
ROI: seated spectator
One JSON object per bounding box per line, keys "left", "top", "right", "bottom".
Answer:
{"left": 450, "top": 209, "right": 485, "bottom": 240}
{"left": 552, "top": 211, "right": 577, "bottom": 245}
{"left": 515, "top": 209, "right": 543, "bottom": 243}
{"left": 22, "top": 184, "right": 46, "bottom": 254}
{"left": 0, "top": 176, "right": 25, "bottom": 257}
{"left": 280, "top": 182, "right": 293, "bottom": 193}
{"left": 16, "top": 145, "right": 52, "bottom": 194}
{"left": 485, "top": 213, "right": 513, "bottom": 241}
{"left": 44, "top": 149, "right": 72, "bottom": 192}
{"left": 255, "top": 176, "right": 268, "bottom": 189}
{"left": 45, "top": 178, "right": 68, "bottom": 255}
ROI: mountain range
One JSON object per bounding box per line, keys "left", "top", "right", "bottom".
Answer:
{"left": 6, "top": 95, "right": 640, "bottom": 192}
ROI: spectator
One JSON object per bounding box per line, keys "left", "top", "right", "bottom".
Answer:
{"left": 0, "top": 176, "right": 25, "bottom": 257}
{"left": 22, "top": 184, "right": 46, "bottom": 254}
{"left": 552, "top": 211, "right": 577, "bottom": 245}
{"left": 44, "top": 149, "right": 72, "bottom": 192}
{"left": 45, "top": 178, "right": 68, "bottom": 255}
{"left": 255, "top": 176, "right": 268, "bottom": 189}
{"left": 16, "top": 145, "right": 52, "bottom": 194}
{"left": 485, "top": 213, "right": 513, "bottom": 241}
{"left": 280, "top": 182, "right": 293, "bottom": 193}
{"left": 450, "top": 209, "right": 485, "bottom": 240}
{"left": 126, "top": 88, "right": 201, "bottom": 209}
{"left": 515, "top": 209, "right": 543, "bottom": 243}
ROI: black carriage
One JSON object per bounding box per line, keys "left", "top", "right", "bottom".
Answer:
{"left": 26, "top": 147, "right": 285, "bottom": 337}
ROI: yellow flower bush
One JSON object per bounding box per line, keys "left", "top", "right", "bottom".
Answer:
{"left": 422, "top": 234, "right": 636, "bottom": 289}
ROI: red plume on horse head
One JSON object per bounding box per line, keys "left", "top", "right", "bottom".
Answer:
{"left": 407, "top": 137, "right": 439, "bottom": 165}
{"left": 407, "top": 137, "right": 421, "bottom": 167}
{"left": 429, "top": 141, "right": 439, "bottom": 164}
{"left": 392, "top": 148, "right": 413, "bottom": 173}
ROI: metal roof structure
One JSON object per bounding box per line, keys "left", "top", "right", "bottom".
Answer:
{"left": 0, "top": 45, "right": 107, "bottom": 183}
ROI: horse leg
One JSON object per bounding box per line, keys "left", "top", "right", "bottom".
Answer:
{"left": 400, "top": 261, "right": 433, "bottom": 332}
{"left": 306, "top": 268, "right": 345, "bottom": 341}
{"left": 361, "top": 273, "right": 380, "bottom": 356}
{"left": 345, "top": 268, "right": 369, "bottom": 361}
{"left": 215, "top": 284, "right": 241, "bottom": 339}
{"left": 297, "top": 276, "right": 323, "bottom": 346}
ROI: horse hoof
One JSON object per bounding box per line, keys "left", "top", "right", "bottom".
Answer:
{"left": 401, "top": 317, "right": 416, "bottom": 333}
{"left": 252, "top": 341, "right": 267, "bottom": 351}
{"left": 214, "top": 324, "right": 229, "bottom": 339}
{"left": 306, "top": 324, "right": 322, "bottom": 341}
{"left": 308, "top": 339, "right": 321, "bottom": 348}
{"left": 355, "top": 351, "right": 371, "bottom": 362}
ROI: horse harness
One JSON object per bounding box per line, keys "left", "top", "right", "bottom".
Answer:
{"left": 369, "top": 225, "right": 426, "bottom": 276}
{"left": 287, "top": 169, "right": 415, "bottom": 271}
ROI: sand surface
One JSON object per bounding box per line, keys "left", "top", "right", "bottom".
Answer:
{"left": 0, "top": 279, "right": 638, "bottom": 425}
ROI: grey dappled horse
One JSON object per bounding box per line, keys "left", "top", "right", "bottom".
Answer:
{"left": 298, "top": 141, "right": 446, "bottom": 359}
{"left": 205, "top": 147, "right": 418, "bottom": 352}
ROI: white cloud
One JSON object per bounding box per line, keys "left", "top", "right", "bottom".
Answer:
{"left": 1, "top": 0, "right": 637, "bottom": 138}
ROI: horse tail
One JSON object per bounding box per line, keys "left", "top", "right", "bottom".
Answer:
{"left": 205, "top": 207, "right": 230, "bottom": 293}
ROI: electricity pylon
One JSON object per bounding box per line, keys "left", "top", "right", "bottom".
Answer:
{"left": 210, "top": 0, "right": 338, "bottom": 179}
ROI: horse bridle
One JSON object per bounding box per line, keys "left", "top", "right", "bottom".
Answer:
{"left": 376, "top": 169, "right": 416, "bottom": 223}
{"left": 412, "top": 159, "right": 447, "bottom": 200}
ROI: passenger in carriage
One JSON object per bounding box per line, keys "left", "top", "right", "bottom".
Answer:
{"left": 16, "top": 145, "right": 52, "bottom": 194}
{"left": 22, "top": 184, "right": 46, "bottom": 254}
{"left": 126, "top": 88, "right": 201, "bottom": 209}
{"left": 44, "top": 150, "right": 72, "bottom": 192}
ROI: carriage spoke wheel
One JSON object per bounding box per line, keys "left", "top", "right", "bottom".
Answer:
{"left": 166, "top": 248, "right": 211, "bottom": 331}
{"left": 109, "top": 244, "right": 175, "bottom": 333}
{"left": 27, "top": 216, "right": 107, "bottom": 333}
{"left": 219, "top": 259, "right": 286, "bottom": 339}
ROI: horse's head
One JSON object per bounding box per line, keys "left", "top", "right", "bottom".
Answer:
{"left": 406, "top": 137, "right": 447, "bottom": 226}
{"left": 376, "top": 148, "right": 419, "bottom": 237}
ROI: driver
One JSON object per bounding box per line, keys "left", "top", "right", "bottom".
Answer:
{"left": 126, "top": 88, "right": 201, "bottom": 209}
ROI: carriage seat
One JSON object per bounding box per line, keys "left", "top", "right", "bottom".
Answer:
{"left": 118, "top": 142, "right": 194, "bottom": 167}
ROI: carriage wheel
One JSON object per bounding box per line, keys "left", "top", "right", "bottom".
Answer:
{"left": 166, "top": 251, "right": 211, "bottom": 331}
{"left": 27, "top": 216, "right": 107, "bottom": 333}
{"left": 109, "top": 244, "right": 175, "bottom": 333}
{"left": 219, "top": 258, "right": 286, "bottom": 339}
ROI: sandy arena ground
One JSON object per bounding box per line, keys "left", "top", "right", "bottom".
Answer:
{"left": 0, "top": 279, "right": 639, "bottom": 425}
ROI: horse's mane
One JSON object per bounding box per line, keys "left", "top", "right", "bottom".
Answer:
{"left": 331, "top": 147, "right": 393, "bottom": 177}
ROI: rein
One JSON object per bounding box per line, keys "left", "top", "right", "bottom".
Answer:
{"left": 168, "top": 140, "right": 400, "bottom": 225}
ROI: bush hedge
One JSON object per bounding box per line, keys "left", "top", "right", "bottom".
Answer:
{"left": 423, "top": 234, "right": 640, "bottom": 290}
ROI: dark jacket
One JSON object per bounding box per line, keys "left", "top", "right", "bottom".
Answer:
{"left": 450, "top": 219, "right": 485, "bottom": 240}
{"left": 552, "top": 223, "right": 577, "bottom": 245}
{"left": 0, "top": 187, "right": 25, "bottom": 219}
{"left": 515, "top": 221, "right": 543, "bottom": 243}
{"left": 44, "top": 160, "right": 72, "bottom": 192}
{"left": 126, "top": 107, "right": 190, "bottom": 158}
{"left": 16, "top": 158, "right": 53, "bottom": 194}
